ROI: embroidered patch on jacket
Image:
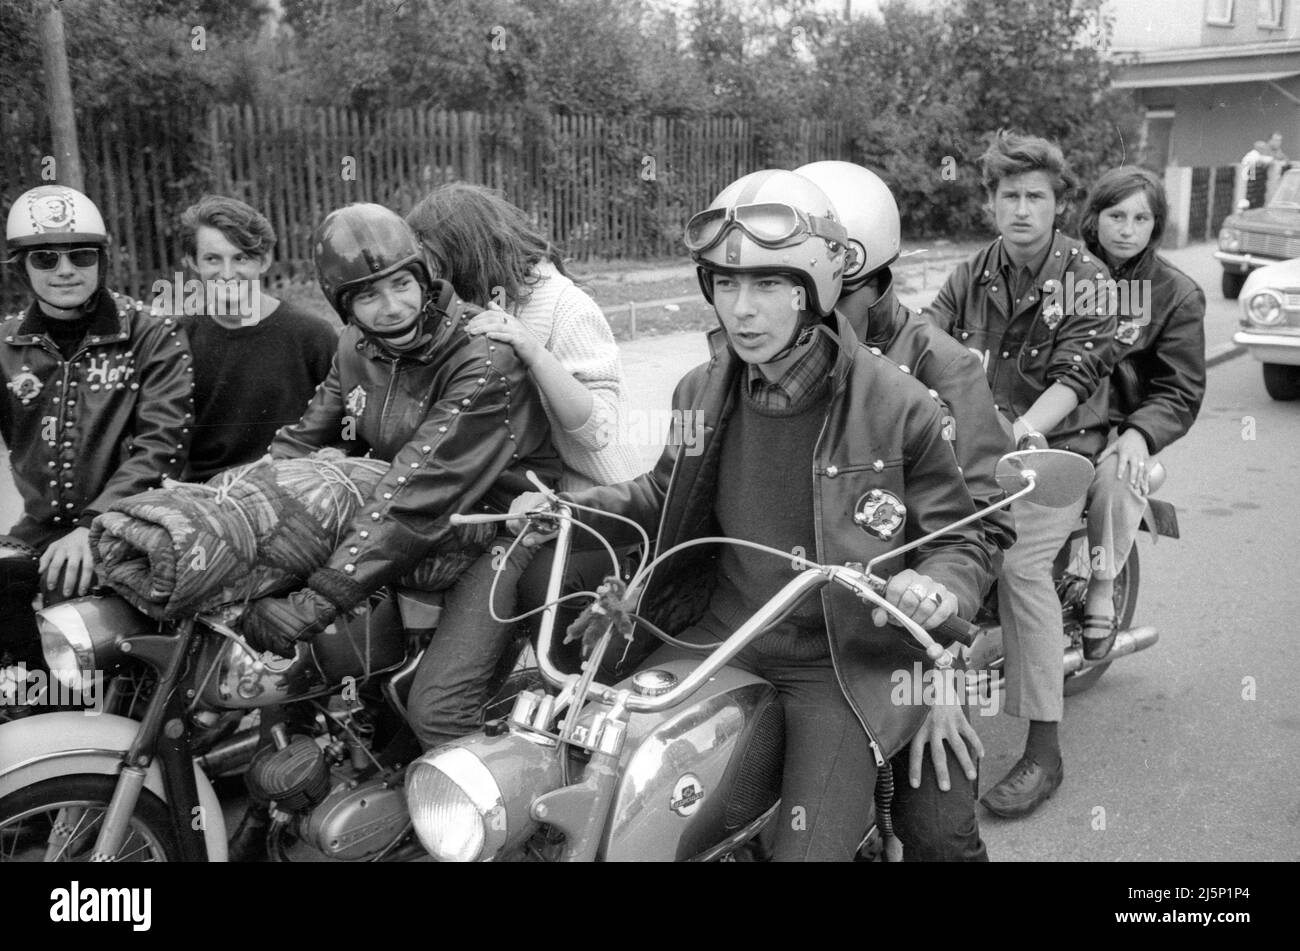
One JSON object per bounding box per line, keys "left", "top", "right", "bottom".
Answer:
{"left": 345, "top": 385, "right": 367, "bottom": 417}
{"left": 854, "top": 489, "right": 907, "bottom": 540}
{"left": 1115, "top": 320, "right": 1142, "bottom": 345}
{"left": 6, "top": 371, "right": 43, "bottom": 402}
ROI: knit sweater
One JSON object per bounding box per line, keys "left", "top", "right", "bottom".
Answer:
{"left": 513, "top": 262, "right": 642, "bottom": 491}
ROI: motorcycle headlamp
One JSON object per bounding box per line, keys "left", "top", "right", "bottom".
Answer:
{"left": 684, "top": 202, "right": 847, "bottom": 254}
{"left": 407, "top": 747, "right": 507, "bottom": 862}
{"left": 406, "top": 733, "right": 565, "bottom": 862}
{"left": 37, "top": 602, "right": 98, "bottom": 693}
{"left": 1246, "top": 289, "right": 1284, "bottom": 326}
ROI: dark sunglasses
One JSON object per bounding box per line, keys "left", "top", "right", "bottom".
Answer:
{"left": 27, "top": 247, "right": 101, "bottom": 270}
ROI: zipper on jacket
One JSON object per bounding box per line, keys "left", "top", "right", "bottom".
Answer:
{"left": 811, "top": 408, "right": 886, "bottom": 768}
{"left": 377, "top": 356, "right": 402, "bottom": 446}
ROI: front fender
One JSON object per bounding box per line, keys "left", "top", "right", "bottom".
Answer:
{"left": 0, "top": 712, "right": 227, "bottom": 861}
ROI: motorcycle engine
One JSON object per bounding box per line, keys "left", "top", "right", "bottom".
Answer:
{"left": 247, "top": 735, "right": 331, "bottom": 811}
{"left": 299, "top": 779, "right": 410, "bottom": 862}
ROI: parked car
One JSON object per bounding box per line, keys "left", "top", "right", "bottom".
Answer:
{"left": 1216, "top": 167, "right": 1300, "bottom": 300}
{"left": 1232, "top": 256, "right": 1300, "bottom": 400}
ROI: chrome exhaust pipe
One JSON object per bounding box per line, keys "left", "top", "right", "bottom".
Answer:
{"left": 1063, "top": 625, "right": 1159, "bottom": 675}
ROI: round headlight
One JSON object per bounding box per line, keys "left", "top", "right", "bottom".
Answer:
{"left": 1247, "top": 290, "right": 1283, "bottom": 326}
{"left": 37, "top": 603, "right": 97, "bottom": 692}
{"left": 1218, "top": 228, "right": 1241, "bottom": 251}
{"left": 407, "top": 747, "right": 505, "bottom": 862}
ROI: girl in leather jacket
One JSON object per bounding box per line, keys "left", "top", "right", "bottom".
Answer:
{"left": 1077, "top": 166, "right": 1206, "bottom": 659}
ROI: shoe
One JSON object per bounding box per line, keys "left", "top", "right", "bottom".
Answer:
{"left": 1082, "top": 613, "right": 1119, "bottom": 661}
{"left": 226, "top": 802, "right": 272, "bottom": 863}
{"left": 980, "top": 754, "right": 1063, "bottom": 818}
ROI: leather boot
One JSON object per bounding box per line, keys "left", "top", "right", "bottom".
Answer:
{"left": 227, "top": 802, "right": 272, "bottom": 863}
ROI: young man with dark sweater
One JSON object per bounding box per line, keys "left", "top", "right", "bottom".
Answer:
{"left": 174, "top": 196, "right": 337, "bottom": 482}
{"left": 511, "top": 170, "right": 999, "bottom": 861}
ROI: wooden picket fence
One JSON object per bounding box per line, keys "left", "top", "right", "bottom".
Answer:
{"left": 1, "top": 104, "right": 851, "bottom": 309}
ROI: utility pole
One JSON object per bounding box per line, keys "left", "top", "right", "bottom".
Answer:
{"left": 39, "top": 0, "right": 84, "bottom": 189}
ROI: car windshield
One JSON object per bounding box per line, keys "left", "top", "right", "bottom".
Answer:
{"left": 1270, "top": 170, "right": 1300, "bottom": 208}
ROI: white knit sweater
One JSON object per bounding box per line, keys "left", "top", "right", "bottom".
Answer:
{"left": 513, "top": 262, "right": 643, "bottom": 491}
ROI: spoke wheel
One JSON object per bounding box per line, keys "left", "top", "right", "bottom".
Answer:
{"left": 0, "top": 775, "right": 180, "bottom": 862}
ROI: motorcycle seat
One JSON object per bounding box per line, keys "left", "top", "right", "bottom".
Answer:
{"left": 392, "top": 587, "right": 445, "bottom": 632}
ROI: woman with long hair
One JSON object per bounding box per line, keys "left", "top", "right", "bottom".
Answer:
{"left": 403, "top": 184, "right": 640, "bottom": 750}
{"left": 1077, "top": 166, "right": 1206, "bottom": 658}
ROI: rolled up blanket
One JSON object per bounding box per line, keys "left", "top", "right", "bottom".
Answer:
{"left": 91, "top": 451, "right": 387, "bottom": 619}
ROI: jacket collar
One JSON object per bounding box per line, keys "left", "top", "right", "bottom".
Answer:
{"left": 7, "top": 290, "right": 128, "bottom": 348}
{"left": 860, "top": 269, "right": 905, "bottom": 350}
{"left": 973, "top": 231, "right": 1078, "bottom": 291}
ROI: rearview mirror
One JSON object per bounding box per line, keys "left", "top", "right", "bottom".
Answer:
{"left": 995, "top": 449, "right": 1094, "bottom": 508}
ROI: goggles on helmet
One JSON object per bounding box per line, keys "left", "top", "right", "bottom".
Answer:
{"left": 684, "top": 202, "right": 848, "bottom": 254}
{"left": 26, "top": 247, "right": 101, "bottom": 270}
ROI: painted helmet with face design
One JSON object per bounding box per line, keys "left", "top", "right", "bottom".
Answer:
{"left": 685, "top": 169, "right": 847, "bottom": 317}
{"left": 6, "top": 185, "right": 108, "bottom": 253}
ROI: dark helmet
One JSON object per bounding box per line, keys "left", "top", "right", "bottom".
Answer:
{"left": 312, "top": 203, "right": 430, "bottom": 320}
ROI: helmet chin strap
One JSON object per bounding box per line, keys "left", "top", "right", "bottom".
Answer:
{"left": 761, "top": 318, "right": 818, "bottom": 365}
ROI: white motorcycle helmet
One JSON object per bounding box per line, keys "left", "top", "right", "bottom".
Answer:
{"left": 5, "top": 185, "right": 110, "bottom": 304}
{"left": 685, "top": 168, "right": 848, "bottom": 319}
{"left": 6, "top": 184, "right": 109, "bottom": 253}
{"left": 795, "top": 161, "right": 900, "bottom": 291}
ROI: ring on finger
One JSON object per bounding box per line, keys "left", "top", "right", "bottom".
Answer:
{"left": 925, "top": 592, "right": 943, "bottom": 608}
{"left": 907, "top": 582, "right": 927, "bottom": 600}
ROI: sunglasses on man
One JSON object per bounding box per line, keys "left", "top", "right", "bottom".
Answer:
{"left": 26, "top": 247, "right": 101, "bottom": 270}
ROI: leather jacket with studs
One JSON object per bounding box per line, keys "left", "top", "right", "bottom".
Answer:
{"left": 269, "top": 279, "right": 560, "bottom": 613}
{"left": 1, "top": 290, "right": 194, "bottom": 546}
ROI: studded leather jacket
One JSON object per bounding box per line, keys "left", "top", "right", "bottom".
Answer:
{"left": 852, "top": 270, "right": 1016, "bottom": 559}
{"left": 270, "top": 279, "right": 560, "bottom": 612}
{"left": 924, "top": 231, "right": 1117, "bottom": 459}
{"left": 1, "top": 290, "right": 194, "bottom": 546}
{"left": 563, "top": 311, "right": 997, "bottom": 761}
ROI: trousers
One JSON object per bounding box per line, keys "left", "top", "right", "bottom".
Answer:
{"left": 997, "top": 495, "right": 1087, "bottom": 722}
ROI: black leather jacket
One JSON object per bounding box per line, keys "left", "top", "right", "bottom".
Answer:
{"left": 925, "top": 231, "right": 1118, "bottom": 458}
{"left": 270, "top": 280, "right": 560, "bottom": 611}
{"left": 564, "top": 311, "right": 997, "bottom": 760}
{"left": 1, "top": 290, "right": 194, "bottom": 545}
{"left": 1092, "top": 246, "right": 1206, "bottom": 455}
{"left": 852, "top": 270, "right": 1016, "bottom": 559}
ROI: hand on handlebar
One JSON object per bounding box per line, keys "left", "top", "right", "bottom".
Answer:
{"left": 870, "top": 568, "right": 957, "bottom": 632}
{"left": 506, "top": 492, "right": 560, "bottom": 547}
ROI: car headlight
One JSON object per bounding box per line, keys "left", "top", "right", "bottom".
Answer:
{"left": 37, "top": 602, "right": 98, "bottom": 692}
{"left": 1218, "top": 227, "right": 1241, "bottom": 251}
{"left": 1247, "top": 289, "right": 1284, "bottom": 326}
{"left": 407, "top": 747, "right": 506, "bottom": 862}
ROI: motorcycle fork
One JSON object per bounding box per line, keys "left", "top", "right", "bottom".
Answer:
{"left": 531, "top": 699, "right": 630, "bottom": 862}
{"left": 91, "top": 619, "right": 207, "bottom": 861}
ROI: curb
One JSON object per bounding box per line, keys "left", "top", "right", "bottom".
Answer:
{"left": 1206, "top": 343, "right": 1246, "bottom": 368}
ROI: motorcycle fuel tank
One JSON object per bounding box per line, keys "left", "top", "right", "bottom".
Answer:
{"left": 577, "top": 658, "right": 784, "bottom": 862}
{"left": 197, "top": 597, "right": 407, "bottom": 709}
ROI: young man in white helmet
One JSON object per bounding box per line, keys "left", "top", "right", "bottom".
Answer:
{"left": 510, "top": 169, "right": 998, "bottom": 861}
{"left": 797, "top": 160, "right": 1013, "bottom": 860}
{"left": 1, "top": 184, "right": 194, "bottom": 684}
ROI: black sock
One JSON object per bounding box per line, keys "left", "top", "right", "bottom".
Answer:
{"left": 1024, "top": 720, "right": 1060, "bottom": 768}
